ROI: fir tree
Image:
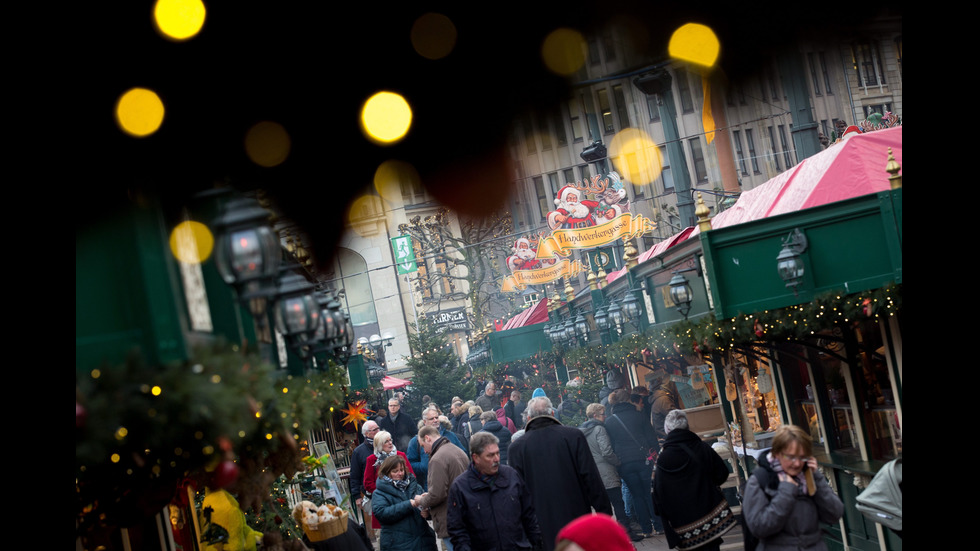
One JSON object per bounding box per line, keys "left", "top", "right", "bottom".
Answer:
{"left": 404, "top": 318, "right": 476, "bottom": 413}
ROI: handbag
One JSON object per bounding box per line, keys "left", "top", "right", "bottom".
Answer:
{"left": 669, "top": 442, "right": 736, "bottom": 550}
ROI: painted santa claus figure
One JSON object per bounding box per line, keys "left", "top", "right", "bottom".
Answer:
{"left": 507, "top": 237, "right": 542, "bottom": 272}
{"left": 548, "top": 185, "right": 614, "bottom": 230}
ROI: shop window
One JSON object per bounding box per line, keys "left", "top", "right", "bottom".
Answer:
{"left": 850, "top": 319, "right": 901, "bottom": 460}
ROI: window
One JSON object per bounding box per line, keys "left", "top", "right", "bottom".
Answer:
{"left": 820, "top": 120, "right": 830, "bottom": 138}
{"left": 863, "top": 103, "right": 891, "bottom": 118}
{"left": 853, "top": 42, "right": 887, "bottom": 87}
{"left": 597, "top": 88, "right": 615, "bottom": 133}
{"left": 745, "top": 129, "right": 760, "bottom": 174}
{"left": 563, "top": 168, "right": 575, "bottom": 187}
{"left": 401, "top": 173, "right": 426, "bottom": 204}
{"left": 768, "top": 126, "right": 781, "bottom": 171}
{"left": 602, "top": 33, "right": 616, "bottom": 62}
{"left": 588, "top": 37, "right": 601, "bottom": 65}
{"left": 412, "top": 240, "right": 432, "bottom": 300}
{"left": 569, "top": 101, "right": 584, "bottom": 142}
{"left": 579, "top": 165, "right": 590, "bottom": 182}
{"left": 807, "top": 52, "right": 822, "bottom": 96}
{"left": 554, "top": 109, "right": 568, "bottom": 146}
{"left": 732, "top": 130, "right": 747, "bottom": 175}
{"left": 613, "top": 84, "right": 630, "bottom": 128}
{"left": 778, "top": 125, "right": 794, "bottom": 167}
{"left": 819, "top": 52, "right": 834, "bottom": 94}
{"left": 535, "top": 176, "right": 548, "bottom": 220}
{"left": 646, "top": 94, "right": 660, "bottom": 122}
{"left": 548, "top": 172, "right": 561, "bottom": 197}
{"left": 659, "top": 147, "right": 673, "bottom": 190}
{"left": 330, "top": 248, "right": 379, "bottom": 324}
{"left": 523, "top": 115, "right": 536, "bottom": 154}
{"left": 676, "top": 68, "right": 694, "bottom": 113}
{"left": 537, "top": 113, "right": 552, "bottom": 151}
{"left": 689, "top": 138, "right": 707, "bottom": 183}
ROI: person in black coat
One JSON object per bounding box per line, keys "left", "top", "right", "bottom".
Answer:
{"left": 378, "top": 398, "right": 417, "bottom": 453}
{"left": 477, "top": 410, "right": 512, "bottom": 465}
{"left": 603, "top": 389, "right": 663, "bottom": 536}
{"left": 371, "top": 455, "right": 437, "bottom": 551}
{"left": 508, "top": 396, "right": 612, "bottom": 551}
{"left": 503, "top": 390, "right": 526, "bottom": 430}
{"left": 447, "top": 432, "right": 542, "bottom": 551}
{"left": 348, "top": 421, "right": 380, "bottom": 534}
{"left": 654, "top": 409, "right": 732, "bottom": 550}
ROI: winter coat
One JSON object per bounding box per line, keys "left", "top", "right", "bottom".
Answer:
{"left": 508, "top": 415, "right": 612, "bottom": 551}
{"left": 604, "top": 402, "right": 659, "bottom": 466}
{"left": 495, "top": 407, "right": 517, "bottom": 433}
{"left": 475, "top": 393, "right": 497, "bottom": 413}
{"left": 406, "top": 427, "right": 466, "bottom": 492}
{"left": 504, "top": 399, "right": 526, "bottom": 430}
{"left": 363, "top": 451, "right": 414, "bottom": 530}
{"left": 447, "top": 464, "right": 542, "bottom": 551}
{"left": 478, "top": 419, "right": 512, "bottom": 465}
{"left": 378, "top": 413, "right": 419, "bottom": 454}
{"left": 416, "top": 437, "right": 470, "bottom": 539}
{"left": 463, "top": 418, "right": 483, "bottom": 442}
{"left": 653, "top": 428, "right": 731, "bottom": 549}
{"left": 579, "top": 419, "right": 621, "bottom": 489}
{"left": 371, "top": 475, "right": 437, "bottom": 551}
{"left": 743, "top": 452, "right": 844, "bottom": 551}
{"left": 348, "top": 441, "right": 374, "bottom": 499}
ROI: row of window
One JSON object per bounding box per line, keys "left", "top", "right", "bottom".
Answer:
{"left": 522, "top": 68, "right": 699, "bottom": 154}
{"left": 732, "top": 125, "right": 796, "bottom": 176}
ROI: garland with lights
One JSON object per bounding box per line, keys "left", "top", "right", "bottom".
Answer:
{"left": 75, "top": 339, "right": 349, "bottom": 538}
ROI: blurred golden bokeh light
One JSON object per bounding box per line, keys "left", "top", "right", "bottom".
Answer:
{"left": 609, "top": 128, "right": 663, "bottom": 186}
{"left": 169, "top": 220, "right": 214, "bottom": 264}
{"left": 668, "top": 23, "right": 720, "bottom": 68}
{"left": 361, "top": 92, "right": 413, "bottom": 144}
{"left": 116, "top": 87, "right": 165, "bottom": 137}
{"left": 374, "top": 160, "right": 421, "bottom": 203}
{"left": 154, "top": 0, "right": 206, "bottom": 41}
{"left": 541, "top": 28, "right": 586, "bottom": 76}
{"left": 245, "top": 121, "right": 291, "bottom": 167}
{"left": 411, "top": 13, "right": 457, "bottom": 60}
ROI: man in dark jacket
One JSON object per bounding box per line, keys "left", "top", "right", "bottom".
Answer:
{"left": 654, "top": 409, "right": 732, "bottom": 550}
{"left": 348, "top": 420, "right": 380, "bottom": 540}
{"left": 604, "top": 389, "right": 663, "bottom": 536}
{"left": 477, "top": 411, "right": 512, "bottom": 465}
{"left": 377, "top": 398, "right": 417, "bottom": 453}
{"left": 508, "top": 396, "right": 612, "bottom": 551}
{"left": 503, "top": 390, "right": 526, "bottom": 430}
{"left": 599, "top": 369, "right": 626, "bottom": 406}
{"left": 447, "top": 432, "right": 542, "bottom": 551}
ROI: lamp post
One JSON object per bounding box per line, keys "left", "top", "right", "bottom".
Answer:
{"left": 776, "top": 228, "right": 808, "bottom": 294}
{"left": 668, "top": 272, "right": 694, "bottom": 320}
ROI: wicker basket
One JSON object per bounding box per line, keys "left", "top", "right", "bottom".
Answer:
{"left": 301, "top": 510, "right": 348, "bottom": 542}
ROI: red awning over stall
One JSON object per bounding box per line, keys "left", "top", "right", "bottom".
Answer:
{"left": 381, "top": 375, "right": 412, "bottom": 390}
{"left": 606, "top": 126, "right": 902, "bottom": 284}
{"left": 500, "top": 297, "right": 551, "bottom": 330}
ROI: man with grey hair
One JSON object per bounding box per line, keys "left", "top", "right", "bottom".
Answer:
{"left": 448, "top": 431, "right": 542, "bottom": 551}
{"left": 508, "top": 396, "right": 611, "bottom": 551}
{"left": 349, "top": 420, "right": 380, "bottom": 539}
{"left": 475, "top": 381, "right": 497, "bottom": 412}
{"left": 406, "top": 406, "right": 465, "bottom": 491}
{"left": 654, "top": 409, "right": 732, "bottom": 551}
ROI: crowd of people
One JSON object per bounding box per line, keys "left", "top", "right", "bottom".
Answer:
{"left": 340, "top": 371, "right": 845, "bottom": 551}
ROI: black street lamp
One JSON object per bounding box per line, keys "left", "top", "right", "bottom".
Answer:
{"left": 212, "top": 195, "right": 282, "bottom": 315}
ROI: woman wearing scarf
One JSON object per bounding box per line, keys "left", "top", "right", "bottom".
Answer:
{"left": 363, "top": 431, "right": 415, "bottom": 533}
{"left": 743, "top": 425, "right": 843, "bottom": 551}
{"left": 372, "top": 455, "right": 436, "bottom": 551}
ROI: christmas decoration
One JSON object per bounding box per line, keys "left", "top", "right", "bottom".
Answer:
{"left": 338, "top": 400, "right": 371, "bottom": 432}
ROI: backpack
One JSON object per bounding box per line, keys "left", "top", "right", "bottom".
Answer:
{"left": 739, "top": 467, "right": 776, "bottom": 551}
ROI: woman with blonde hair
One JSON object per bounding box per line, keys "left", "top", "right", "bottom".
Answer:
{"left": 743, "top": 425, "right": 843, "bottom": 551}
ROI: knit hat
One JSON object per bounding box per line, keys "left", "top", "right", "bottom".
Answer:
{"left": 532, "top": 387, "right": 547, "bottom": 399}
{"left": 556, "top": 513, "right": 633, "bottom": 551}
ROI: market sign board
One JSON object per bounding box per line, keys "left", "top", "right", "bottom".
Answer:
{"left": 427, "top": 307, "right": 470, "bottom": 331}
{"left": 391, "top": 235, "right": 418, "bottom": 274}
